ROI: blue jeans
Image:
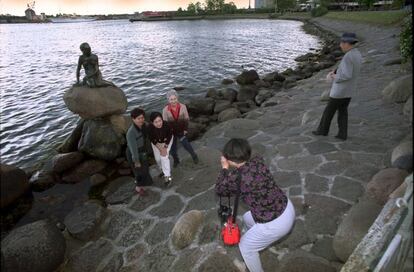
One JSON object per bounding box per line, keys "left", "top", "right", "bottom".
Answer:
{"left": 170, "top": 135, "right": 197, "bottom": 162}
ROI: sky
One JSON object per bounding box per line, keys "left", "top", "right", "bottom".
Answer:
{"left": 0, "top": 0, "right": 252, "bottom": 16}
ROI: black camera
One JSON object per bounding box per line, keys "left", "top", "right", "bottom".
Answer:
{"left": 218, "top": 204, "right": 232, "bottom": 223}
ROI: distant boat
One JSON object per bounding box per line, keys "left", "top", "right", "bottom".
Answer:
{"left": 50, "top": 17, "right": 96, "bottom": 23}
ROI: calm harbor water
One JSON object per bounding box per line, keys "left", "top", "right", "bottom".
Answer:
{"left": 0, "top": 19, "right": 321, "bottom": 169}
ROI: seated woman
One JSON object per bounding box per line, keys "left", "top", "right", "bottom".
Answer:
{"left": 215, "top": 138, "right": 295, "bottom": 272}
{"left": 148, "top": 112, "right": 174, "bottom": 186}
{"left": 162, "top": 90, "right": 198, "bottom": 167}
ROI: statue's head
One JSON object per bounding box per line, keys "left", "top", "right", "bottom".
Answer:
{"left": 80, "top": 42, "right": 91, "bottom": 56}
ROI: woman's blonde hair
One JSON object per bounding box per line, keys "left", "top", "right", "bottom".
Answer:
{"left": 166, "top": 90, "right": 178, "bottom": 100}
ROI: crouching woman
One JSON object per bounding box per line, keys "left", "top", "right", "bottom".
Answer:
{"left": 215, "top": 138, "right": 295, "bottom": 272}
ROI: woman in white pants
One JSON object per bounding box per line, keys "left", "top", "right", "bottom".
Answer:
{"left": 215, "top": 138, "right": 296, "bottom": 272}
{"left": 148, "top": 112, "right": 173, "bottom": 186}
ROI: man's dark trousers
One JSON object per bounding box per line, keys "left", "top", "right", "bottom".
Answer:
{"left": 316, "top": 97, "right": 351, "bottom": 139}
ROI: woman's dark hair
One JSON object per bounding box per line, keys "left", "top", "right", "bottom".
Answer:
{"left": 130, "top": 108, "right": 145, "bottom": 119}
{"left": 222, "top": 138, "right": 251, "bottom": 163}
{"left": 149, "top": 111, "right": 163, "bottom": 123}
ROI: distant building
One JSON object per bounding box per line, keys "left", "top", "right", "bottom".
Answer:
{"left": 255, "top": 0, "right": 276, "bottom": 8}
{"left": 255, "top": 0, "right": 265, "bottom": 8}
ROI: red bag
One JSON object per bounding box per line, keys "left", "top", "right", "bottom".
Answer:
{"left": 221, "top": 216, "right": 240, "bottom": 246}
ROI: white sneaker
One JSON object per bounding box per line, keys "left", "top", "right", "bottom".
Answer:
{"left": 164, "top": 176, "right": 172, "bottom": 186}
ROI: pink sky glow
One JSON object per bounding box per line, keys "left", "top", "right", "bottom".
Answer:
{"left": 1, "top": 0, "right": 252, "bottom": 16}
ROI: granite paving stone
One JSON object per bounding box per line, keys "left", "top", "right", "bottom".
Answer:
{"left": 276, "top": 143, "right": 304, "bottom": 157}
{"left": 148, "top": 195, "right": 184, "bottom": 218}
{"left": 103, "top": 210, "right": 135, "bottom": 240}
{"left": 273, "top": 171, "right": 302, "bottom": 188}
{"left": 331, "top": 176, "right": 365, "bottom": 203}
{"left": 304, "top": 194, "right": 352, "bottom": 236}
{"left": 277, "top": 156, "right": 322, "bottom": 172}
{"left": 129, "top": 190, "right": 161, "bottom": 212}
{"left": 315, "top": 161, "right": 348, "bottom": 176}
{"left": 124, "top": 243, "right": 146, "bottom": 264}
{"left": 305, "top": 141, "right": 337, "bottom": 155}
{"left": 305, "top": 174, "right": 329, "bottom": 193}
{"left": 116, "top": 219, "right": 152, "bottom": 247}
{"left": 343, "top": 164, "right": 380, "bottom": 183}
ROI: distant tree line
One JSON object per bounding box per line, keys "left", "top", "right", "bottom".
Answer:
{"left": 176, "top": 0, "right": 301, "bottom": 15}
{"left": 177, "top": 0, "right": 238, "bottom": 15}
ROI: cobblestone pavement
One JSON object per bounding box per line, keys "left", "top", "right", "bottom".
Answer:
{"left": 60, "top": 18, "right": 411, "bottom": 272}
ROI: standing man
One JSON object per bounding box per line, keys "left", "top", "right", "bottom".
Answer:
{"left": 126, "top": 108, "right": 153, "bottom": 195}
{"left": 312, "top": 33, "right": 362, "bottom": 140}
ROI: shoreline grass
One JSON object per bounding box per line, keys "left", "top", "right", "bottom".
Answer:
{"left": 323, "top": 10, "right": 410, "bottom": 25}
{"left": 279, "top": 10, "right": 410, "bottom": 26}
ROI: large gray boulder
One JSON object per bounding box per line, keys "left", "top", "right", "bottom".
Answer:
{"left": 218, "top": 108, "right": 241, "bottom": 122}
{"left": 198, "top": 252, "right": 239, "bottom": 272}
{"left": 366, "top": 168, "right": 409, "bottom": 205}
{"left": 1, "top": 220, "right": 66, "bottom": 272}
{"left": 57, "top": 119, "right": 85, "bottom": 153}
{"left": 236, "top": 69, "right": 260, "bottom": 85}
{"left": 61, "top": 159, "right": 107, "bottom": 183}
{"left": 237, "top": 85, "right": 258, "bottom": 102}
{"left": 391, "top": 139, "right": 413, "bottom": 171}
{"left": 78, "top": 119, "right": 124, "bottom": 161}
{"left": 255, "top": 89, "right": 273, "bottom": 105}
{"left": 64, "top": 201, "right": 106, "bottom": 241}
{"left": 187, "top": 121, "right": 207, "bottom": 141}
{"left": 63, "top": 85, "right": 127, "bottom": 119}
{"left": 220, "top": 88, "right": 238, "bottom": 102}
{"left": 214, "top": 100, "right": 233, "bottom": 114}
{"left": 1, "top": 164, "right": 30, "bottom": 209}
{"left": 51, "top": 151, "right": 84, "bottom": 173}
{"left": 171, "top": 210, "right": 204, "bottom": 249}
{"left": 109, "top": 114, "right": 131, "bottom": 135}
{"left": 382, "top": 74, "right": 413, "bottom": 103}
{"left": 187, "top": 98, "right": 215, "bottom": 115}
{"left": 64, "top": 238, "right": 113, "bottom": 271}
{"left": 29, "top": 169, "right": 56, "bottom": 192}
{"left": 333, "top": 197, "right": 382, "bottom": 262}
{"left": 403, "top": 95, "right": 412, "bottom": 122}
{"left": 279, "top": 249, "right": 336, "bottom": 272}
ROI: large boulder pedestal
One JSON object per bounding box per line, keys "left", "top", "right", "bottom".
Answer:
{"left": 63, "top": 85, "right": 127, "bottom": 119}
{"left": 1, "top": 164, "right": 30, "bottom": 209}
{"left": 1, "top": 220, "right": 66, "bottom": 272}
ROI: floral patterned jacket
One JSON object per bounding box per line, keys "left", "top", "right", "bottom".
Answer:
{"left": 215, "top": 155, "right": 288, "bottom": 223}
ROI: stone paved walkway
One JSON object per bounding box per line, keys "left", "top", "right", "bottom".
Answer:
{"left": 59, "top": 18, "right": 411, "bottom": 271}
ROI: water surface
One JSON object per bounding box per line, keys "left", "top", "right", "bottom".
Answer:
{"left": 0, "top": 19, "right": 321, "bottom": 168}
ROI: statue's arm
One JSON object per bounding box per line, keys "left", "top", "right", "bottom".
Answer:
{"left": 93, "top": 55, "right": 100, "bottom": 76}
{"left": 76, "top": 56, "right": 82, "bottom": 83}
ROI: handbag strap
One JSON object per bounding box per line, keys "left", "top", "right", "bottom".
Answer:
{"left": 232, "top": 170, "right": 242, "bottom": 223}
{"left": 219, "top": 195, "right": 231, "bottom": 206}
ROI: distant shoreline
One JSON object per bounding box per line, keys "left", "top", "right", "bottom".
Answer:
{"left": 129, "top": 13, "right": 276, "bottom": 22}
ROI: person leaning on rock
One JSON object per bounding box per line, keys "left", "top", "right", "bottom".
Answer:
{"left": 312, "top": 32, "right": 362, "bottom": 140}
{"left": 215, "top": 138, "right": 295, "bottom": 272}
{"left": 126, "top": 108, "right": 153, "bottom": 196}
{"left": 76, "top": 42, "right": 114, "bottom": 88}
{"left": 162, "top": 90, "right": 199, "bottom": 168}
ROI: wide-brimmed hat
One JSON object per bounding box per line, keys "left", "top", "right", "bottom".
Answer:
{"left": 340, "top": 32, "right": 358, "bottom": 43}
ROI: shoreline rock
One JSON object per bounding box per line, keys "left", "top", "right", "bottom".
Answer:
{"left": 63, "top": 85, "right": 127, "bottom": 119}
